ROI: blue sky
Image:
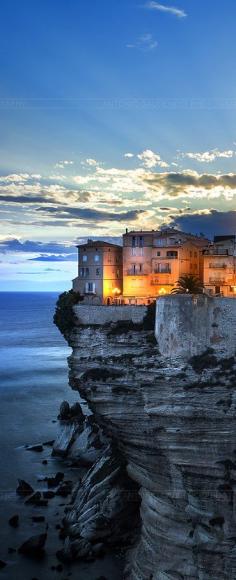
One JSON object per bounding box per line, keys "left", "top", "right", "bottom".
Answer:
{"left": 1, "top": 0, "right": 236, "bottom": 290}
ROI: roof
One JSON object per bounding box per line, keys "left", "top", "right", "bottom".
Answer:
{"left": 76, "top": 239, "right": 122, "bottom": 249}
{"left": 214, "top": 235, "right": 236, "bottom": 243}
{"left": 123, "top": 228, "right": 209, "bottom": 241}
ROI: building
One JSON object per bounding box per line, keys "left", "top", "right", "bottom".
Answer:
{"left": 122, "top": 228, "right": 208, "bottom": 304}
{"left": 73, "top": 240, "right": 123, "bottom": 304}
{"left": 203, "top": 235, "right": 236, "bottom": 297}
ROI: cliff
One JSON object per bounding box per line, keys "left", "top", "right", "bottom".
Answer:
{"left": 56, "top": 298, "right": 236, "bottom": 579}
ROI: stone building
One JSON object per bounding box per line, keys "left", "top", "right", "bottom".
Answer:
{"left": 72, "top": 240, "right": 123, "bottom": 304}
{"left": 122, "top": 228, "right": 207, "bottom": 304}
{"left": 203, "top": 235, "right": 236, "bottom": 297}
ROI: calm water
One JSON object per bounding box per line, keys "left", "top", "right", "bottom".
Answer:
{"left": 0, "top": 293, "right": 123, "bottom": 578}
{"left": 0, "top": 292, "right": 70, "bottom": 390}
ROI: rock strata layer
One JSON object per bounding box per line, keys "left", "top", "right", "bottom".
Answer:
{"left": 62, "top": 321, "right": 236, "bottom": 579}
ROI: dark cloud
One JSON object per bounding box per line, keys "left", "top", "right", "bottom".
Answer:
{"left": 37, "top": 206, "right": 145, "bottom": 222}
{"left": 143, "top": 171, "right": 236, "bottom": 196}
{"left": 0, "top": 194, "right": 58, "bottom": 204}
{"left": 170, "top": 210, "right": 236, "bottom": 239}
{"left": 29, "top": 253, "right": 77, "bottom": 262}
{"left": 0, "top": 238, "right": 75, "bottom": 254}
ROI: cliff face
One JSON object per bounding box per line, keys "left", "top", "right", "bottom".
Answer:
{"left": 64, "top": 318, "right": 236, "bottom": 580}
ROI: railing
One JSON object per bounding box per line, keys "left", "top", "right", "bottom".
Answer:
{"left": 153, "top": 268, "right": 171, "bottom": 274}
{"left": 126, "top": 269, "right": 148, "bottom": 276}
{"left": 204, "top": 249, "right": 229, "bottom": 256}
{"left": 208, "top": 278, "right": 226, "bottom": 284}
{"left": 208, "top": 263, "right": 227, "bottom": 269}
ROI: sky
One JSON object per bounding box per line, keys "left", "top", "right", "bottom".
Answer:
{"left": 1, "top": 0, "right": 236, "bottom": 291}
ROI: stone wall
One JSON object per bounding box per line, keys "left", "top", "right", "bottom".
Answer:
{"left": 155, "top": 294, "right": 236, "bottom": 359}
{"left": 73, "top": 304, "right": 147, "bottom": 326}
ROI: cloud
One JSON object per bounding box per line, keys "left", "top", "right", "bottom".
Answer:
{"left": 142, "top": 170, "right": 236, "bottom": 199}
{"left": 124, "top": 153, "right": 134, "bottom": 158}
{"left": 180, "top": 149, "right": 235, "bottom": 163}
{"left": 0, "top": 238, "right": 75, "bottom": 254}
{"left": 146, "top": 1, "right": 187, "bottom": 18}
{"left": 55, "top": 160, "right": 74, "bottom": 169}
{"left": 29, "top": 253, "right": 77, "bottom": 262}
{"left": 37, "top": 205, "right": 146, "bottom": 223}
{"left": 81, "top": 158, "right": 99, "bottom": 167}
{"left": 137, "top": 149, "right": 169, "bottom": 168}
{"left": 170, "top": 210, "right": 236, "bottom": 239}
{"left": 126, "top": 33, "right": 158, "bottom": 52}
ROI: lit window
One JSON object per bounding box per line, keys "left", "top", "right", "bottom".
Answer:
{"left": 82, "top": 255, "right": 88, "bottom": 262}
{"left": 94, "top": 254, "right": 100, "bottom": 262}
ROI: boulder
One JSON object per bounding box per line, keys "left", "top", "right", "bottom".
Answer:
{"left": 9, "top": 514, "right": 19, "bottom": 528}
{"left": 16, "top": 479, "right": 34, "bottom": 497}
{"left": 18, "top": 533, "right": 47, "bottom": 558}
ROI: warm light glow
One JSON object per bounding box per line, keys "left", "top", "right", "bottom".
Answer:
{"left": 159, "top": 288, "right": 167, "bottom": 295}
{"left": 233, "top": 286, "right": 236, "bottom": 293}
{"left": 112, "top": 287, "right": 121, "bottom": 295}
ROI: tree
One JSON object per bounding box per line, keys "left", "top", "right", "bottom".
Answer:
{"left": 53, "top": 290, "right": 83, "bottom": 339}
{"left": 171, "top": 274, "right": 203, "bottom": 295}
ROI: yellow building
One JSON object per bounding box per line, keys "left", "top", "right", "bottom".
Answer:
{"left": 73, "top": 240, "right": 123, "bottom": 304}
{"left": 122, "top": 228, "right": 207, "bottom": 304}
{"left": 203, "top": 235, "right": 236, "bottom": 297}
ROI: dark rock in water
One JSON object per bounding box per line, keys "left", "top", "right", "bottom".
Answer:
{"left": 0, "top": 560, "right": 6, "bottom": 569}
{"left": 9, "top": 514, "right": 19, "bottom": 528}
{"left": 56, "top": 481, "right": 73, "bottom": 498}
{"left": 32, "top": 516, "right": 45, "bottom": 523}
{"left": 42, "top": 460, "right": 48, "bottom": 465}
{"left": 59, "top": 401, "right": 70, "bottom": 420}
{"left": 47, "top": 472, "right": 64, "bottom": 488}
{"left": 18, "top": 533, "right": 47, "bottom": 558}
{"left": 43, "top": 440, "right": 54, "bottom": 447}
{"left": 16, "top": 479, "right": 34, "bottom": 497}
{"left": 26, "top": 444, "right": 43, "bottom": 453}
{"left": 43, "top": 490, "right": 55, "bottom": 499}
{"left": 25, "top": 492, "right": 48, "bottom": 507}
{"left": 70, "top": 402, "right": 84, "bottom": 419}
{"left": 25, "top": 492, "right": 41, "bottom": 505}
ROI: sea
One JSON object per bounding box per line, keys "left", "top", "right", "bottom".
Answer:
{"left": 0, "top": 292, "right": 123, "bottom": 579}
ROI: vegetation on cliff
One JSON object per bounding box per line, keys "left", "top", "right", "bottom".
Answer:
{"left": 53, "top": 290, "right": 83, "bottom": 338}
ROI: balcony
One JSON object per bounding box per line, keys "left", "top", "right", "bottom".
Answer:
{"left": 126, "top": 269, "right": 148, "bottom": 276}
{"left": 208, "top": 278, "right": 226, "bottom": 285}
{"left": 153, "top": 268, "right": 171, "bottom": 274}
{"left": 204, "top": 249, "right": 230, "bottom": 256}
{"left": 208, "top": 263, "right": 227, "bottom": 269}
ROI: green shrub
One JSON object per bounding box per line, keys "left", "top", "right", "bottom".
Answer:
{"left": 53, "top": 290, "right": 83, "bottom": 338}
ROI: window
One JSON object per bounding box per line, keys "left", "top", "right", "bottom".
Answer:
{"left": 116, "top": 269, "right": 120, "bottom": 278}
{"left": 131, "top": 247, "right": 136, "bottom": 256}
{"left": 156, "top": 251, "right": 161, "bottom": 256}
{"left": 140, "top": 247, "right": 144, "bottom": 256}
{"left": 139, "top": 264, "right": 143, "bottom": 273}
{"left": 96, "top": 268, "right": 100, "bottom": 276}
{"left": 167, "top": 251, "right": 178, "bottom": 258}
{"left": 82, "top": 255, "right": 88, "bottom": 262}
{"left": 139, "top": 236, "right": 143, "bottom": 247}
{"left": 86, "top": 282, "right": 95, "bottom": 294}
{"left": 132, "top": 236, "right": 136, "bottom": 247}
{"left": 94, "top": 254, "right": 100, "bottom": 262}
{"left": 156, "top": 263, "right": 171, "bottom": 273}
{"left": 80, "top": 267, "right": 89, "bottom": 277}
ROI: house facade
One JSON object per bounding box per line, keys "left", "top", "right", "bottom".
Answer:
{"left": 203, "top": 235, "right": 236, "bottom": 297}
{"left": 122, "top": 228, "right": 207, "bottom": 304}
{"left": 72, "top": 240, "right": 123, "bottom": 304}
